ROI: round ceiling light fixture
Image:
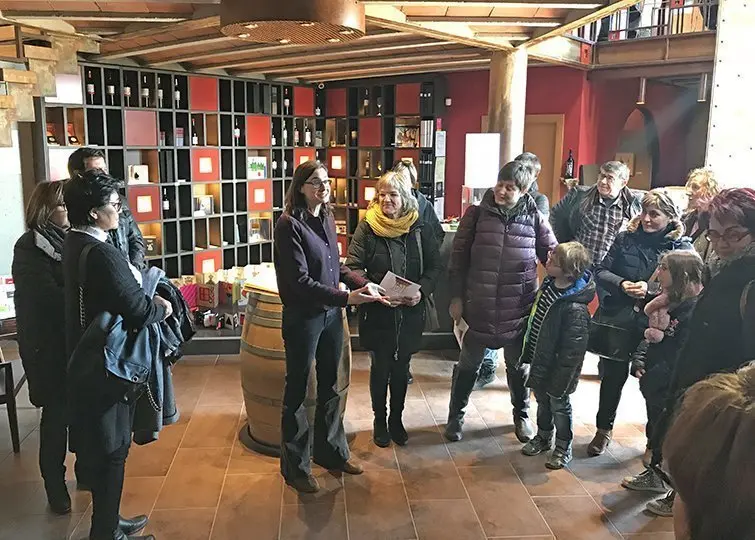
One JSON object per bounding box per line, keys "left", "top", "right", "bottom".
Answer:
{"left": 220, "top": 0, "right": 366, "bottom": 45}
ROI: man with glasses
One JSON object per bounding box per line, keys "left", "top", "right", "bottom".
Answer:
{"left": 550, "top": 161, "right": 642, "bottom": 267}
{"left": 68, "top": 147, "right": 146, "bottom": 270}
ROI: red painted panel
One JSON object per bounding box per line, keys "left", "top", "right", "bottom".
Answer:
{"left": 195, "top": 250, "right": 222, "bottom": 274}
{"left": 327, "top": 148, "right": 347, "bottom": 175}
{"left": 294, "top": 147, "right": 316, "bottom": 168}
{"left": 293, "top": 87, "right": 315, "bottom": 117}
{"left": 395, "top": 83, "right": 421, "bottom": 116}
{"left": 358, "top": 179, "right": 377, "bottom": 209}
{"left": 127, "top": 185, "right": 161, "bottom": 222}
{"left": 124, "top": 110, "right": 157, "bottom": 147}
{"left": 326, "top": 88, "right": 347, "bottom": 117}
{"left": 246, "top": 115, "right": 271, "bottom": 147}
{"left": 358, "top": 118, "right": 382, "bottom": 148}
{"left": 191, "top": 148, "right": 220, "bottom": 182}
{"left": 394, "top": 149, "right": 420, "bottom": 168}
{"left": 189, "top": 76, "right": 218, "bottom": 111}
{"left": 580, "top": 43, "right": 592, "bottom": 64}
{"left": 247, "top": 180, "right": 273, "bottom": 211}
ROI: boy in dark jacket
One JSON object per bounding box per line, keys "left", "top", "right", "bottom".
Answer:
{"left": 519, "top": 242, "right": 595, "bottom": 469}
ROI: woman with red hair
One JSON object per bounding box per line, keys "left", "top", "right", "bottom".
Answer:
{"left": 643, "top": 187, "right": 755, "bottom": 517}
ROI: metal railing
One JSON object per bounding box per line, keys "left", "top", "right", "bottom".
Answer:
{"left": 572, "top": 0, "right": 718, "bottom": 43}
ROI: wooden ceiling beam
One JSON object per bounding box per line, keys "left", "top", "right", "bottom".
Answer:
{"left": 96, "top": 34, "right": 235, "bottom": 60}
{"left": 286, "top": 58, "right": 492, "bottom": 82}
{"left": 108, "top": 15, "right": 220, "bottom": 43}
{"left": 235, "top": 48, "right": 485, "bottom": 76}
{"left": 360, "top": 0, "right": 602, "bottom": 7}
{"left": 524, "top": 0, "right": 636, "bottom": 45}
{"left": 407, "top": 16, "right": 562, "bottom": 26}
{"left": 0, "top": 11, "right": 189, "bottom": 23}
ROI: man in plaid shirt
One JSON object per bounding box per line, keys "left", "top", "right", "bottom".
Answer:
{"left": 550, "top": 161, "right": 643, "bottom": 265}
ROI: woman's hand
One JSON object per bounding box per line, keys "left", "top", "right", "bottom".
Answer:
{"left": 621, "top": 281, "right": 648, "bottom": 299}
{"left": 403, "top": 291, "right": 422, "bottom": 307}
{"left": 348, "top": 285, "right": 390, "bottom": 306}
{"left": 154, "top": 295, "right": 173, "bottom": 319}
{"left": 449, "top": 297, "right": 463, "bottom": 322}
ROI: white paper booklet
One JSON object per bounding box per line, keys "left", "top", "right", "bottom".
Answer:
{"left": 379, "top": 271, "right": 421, "bottom": 300}
{"left": 454, "top": 317, "right": 469, "bottom": 348}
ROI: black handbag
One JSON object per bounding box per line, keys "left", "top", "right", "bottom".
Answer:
{"left": 414, "top": 229, "right": 440, "bottom": 332}
{"left": 587, "top": 310, "right": 638, "bottom": 361}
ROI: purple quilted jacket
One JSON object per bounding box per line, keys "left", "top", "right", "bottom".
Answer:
{"left": 448, "top": 190, "right": 557, "bottom": 349}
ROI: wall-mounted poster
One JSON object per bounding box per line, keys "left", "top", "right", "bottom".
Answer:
{"left": 615, "top": 152, "right": 636, "bottom": 176}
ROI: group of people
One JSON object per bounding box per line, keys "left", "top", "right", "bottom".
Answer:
{"left": 12, "top": 148, "right": 191, "bottom": 540}
{"left": 274, "top": 155, "right": 755, "bottom": 538}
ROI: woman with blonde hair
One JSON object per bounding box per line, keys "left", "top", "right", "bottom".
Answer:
{"left": 346, "top": 171, "right": 442, "bottom": 447}
{"left": 683, "top": 168, "right": 719, "bottom": 261}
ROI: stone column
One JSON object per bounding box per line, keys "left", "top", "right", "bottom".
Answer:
{"left": 487, "top": 48, "right": 528, "bottom": 166}
{"left": 705, "top": 0, "right": 755, "bottom": 187}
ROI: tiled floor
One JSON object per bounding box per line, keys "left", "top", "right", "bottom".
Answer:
{"left": 0, "top": 345, "right": 674, "bottom": 540}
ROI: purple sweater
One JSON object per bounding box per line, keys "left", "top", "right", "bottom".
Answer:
{"left": 274, "top": 211, "right": 367, "bottom": 312}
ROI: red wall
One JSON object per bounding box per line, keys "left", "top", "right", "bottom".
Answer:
{"left": 442, "top": 67, "right": 693, "bottom": 217}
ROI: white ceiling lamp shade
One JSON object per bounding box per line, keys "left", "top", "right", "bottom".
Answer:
{"left": 220, "top": 0, "right": 366, "bottom": 45}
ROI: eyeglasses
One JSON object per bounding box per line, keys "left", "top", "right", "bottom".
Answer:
{"left": 107, "top": 200, "right": 123, "bottom": 212}
{"left": 706, "top": 228, "right": 751, "bottom": 244}
{"left": 598, "top": 173, "right": 621, "bottom": 185}
{"left": 304, "top": 178, "right": 331, "bottom": 190}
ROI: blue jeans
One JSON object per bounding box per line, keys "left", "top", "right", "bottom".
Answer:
{"left": 480, "top": 348, "right": 499, "bottom": 371}
{"left": 535, "top": 391, "right": 573, "bottom": 452}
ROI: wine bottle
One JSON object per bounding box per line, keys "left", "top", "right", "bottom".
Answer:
{"left": 106, "top": 72, "right": 115, "bottom": 105}
{"left": 365, "top": 156, "right": 370, "bottom": 177}
{"left": 282, "top": 124, "right": 288, "bottom": 146}
{"left": 272, "top": 88, "right": 279, "bottom": 115}
{"left": 283, "top": 88, "right": 290, "bottom": 115}
{"left": 234, "top": 119, "right": 241, "bottom": 142}
{"left": 304, "top": 121, "right": 312, "bottom": 147}
{"left": 141, "top": 75, "right": 150, "bottom": 107}
{"left": 123, "top": 84, "right": 131, "bottom": 107}
{"left": 174, "top": 79, "right": 181, "bottom": 108}
{"left": 362, "top": 89, "right": 369, "bottom": 114}
{"left": 271, "top": 130, "right": 277, "bottom": 146}
{"left": 272, "top": 158, "right": 278, "bottom": 172}
{"left": 293, "top": 125, "right": 300, "bottom": 146}
{"left": 564, "top": 149, "right": 575, "bottom": 179}
{"left": 162, "top": 188, "right": 170, "bottom": 212}
{"left": 191, "top": 118, "right": 199, "bottom": 146}
{"left": 157, "top": 79, "right": 164, "bottom": 108}
{"left": 86, "top": 70, "right": 95, "bottom": 104}
{"left": 315, "top": 105, "right": 321, "bottom": 117}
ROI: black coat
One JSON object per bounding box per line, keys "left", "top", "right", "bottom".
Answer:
{"left": 595, "top": 218, "right": 692, "bottom": 332}
{"left": 529, "top": 181, "right": 550, "bottom": 218}
{"left": 109, "top": 197, "right": 146, "bottom": 270}
{"left": 415, "top": 189, "right": 445, "bottom": 243}
{"left": 521, "top": 271, "right": 596, "bottom": 397}
{"left": 345, "top": 218, "right": 442, "bottom": 355}
{"left": 11, "top": 230, "right": 67, "bottom": 407}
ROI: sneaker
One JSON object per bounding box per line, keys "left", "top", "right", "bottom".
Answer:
{"left": 474, "top": 367, "right": 496, "bottom": 390}
{"left": 522, "top": 434, "right": 554, "bottom": 456}
{"left": 646, "top": 490, "right": 675, "bottom": 517}
{"left": 587, "top": 429, "right": 612, "bottom": 456}
{"left": 514, "top": 417, "right": 535, "bottom": 443}
{"left": 545, "top": 447, "right": 572, "bottom": 469}
{"left": 621, "top": 468, "right": 668, "bottom": 494}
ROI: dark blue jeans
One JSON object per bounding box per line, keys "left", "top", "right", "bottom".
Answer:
{"left": 280, "top": 307, "right": 349, "bottom": 480}
{"left": 535, "top": 391, "right": 573, "bottom": 452}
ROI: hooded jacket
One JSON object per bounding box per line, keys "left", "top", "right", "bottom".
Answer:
{"left": 520, "top": 271, "right": 596, "bottom": 397}
{"left": 448, "top": 189, "right": 557, "bottom": 349}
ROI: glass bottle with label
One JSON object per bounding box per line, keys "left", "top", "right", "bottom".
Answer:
{"left": 162, "top": 188, "right": 170, "bottom": 211}
{"left": 234, "top": 119, "right": 241, "bottom": 143}
{"left": 191, "top": 118, "right": 199, "bottom": 146}
{"left": 564, "top": 149, "right": 575, "bottom": 179}
{"left": 304, "top": 121, "right": 312, "bottom": 147}
{"left": 123, "top": 84, "right": 131, "bottom": 107}
{"left": 157, "top": 79, "right": 164, "bottom": 108}
{"left": 283, "top": 88, "right": 290, "bottom": 115}
{"left": 141, "top": 75, "right": 150, "bottom": 107}
{"left": 282, "top": 123, "right": 288, "bottom": 146}
{"left": 86, "top": 70, "right": 95, "bottom": 104}
{"left": 106, "top": 72, "right": 115, "bottom": 105}
{"left": 293, "top": 124, "right": 300, "bottom": 146}
{"left": 174, "top": 79, "right": 181, "bottom": 108}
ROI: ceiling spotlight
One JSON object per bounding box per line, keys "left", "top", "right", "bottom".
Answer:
{"left": 637, "top": 77, "right": 647, "bottom": 105}
{"left": 245, "top": 23, "right": 259, "bottom": 29}
{"left": 328, "top": 38, "right": 341, "bottom": 43}
{"left": 279, "top": 38, "right": 291, "bottom": 44}
{"left": 300, "top": 22, "right": 316, "bottom": 27}
{"left": 339, "top": 29, "right": 355, "bottom": 35}
{"left": 238, "top": 33, "right": 250, "bottom": 38}
{"left": 698, "top": 72, "right": 709, "bottom": 102}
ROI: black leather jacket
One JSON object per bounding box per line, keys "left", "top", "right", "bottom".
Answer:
{"left": 109, "top": 195, "right": 146, "bottom": 269}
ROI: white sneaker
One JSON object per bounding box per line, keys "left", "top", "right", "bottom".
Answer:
{"left": 621, "top": 468, "right": 668, "bottom": 494}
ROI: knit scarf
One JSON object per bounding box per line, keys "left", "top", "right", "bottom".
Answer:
{"left": 709, "top": 241, "right": 755, "bottom": 278}
{"left": 364, "top": 203, "right": 418, "bottom": 238}
{"left": 34, "top": 223, "right": 67, "bottom": 262}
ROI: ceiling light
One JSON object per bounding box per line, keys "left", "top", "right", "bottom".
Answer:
{"left": 637, "top": 77, "right": 647, "bottom": 105}
{"left": 220, "top": 0, "right": 366, "bottom": 44}
{"left": 698, "top": 72, "right": 709, "bottom": 102}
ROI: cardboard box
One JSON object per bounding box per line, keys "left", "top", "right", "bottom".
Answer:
{"left": 197, "top": 282, "right": 219, "bottom": 309}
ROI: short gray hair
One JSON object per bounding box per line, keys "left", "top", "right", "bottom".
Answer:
{"left": 601, "top": 160, "right": 631, "bottom": 183}
{"left": 516, "top": 152, "right": 541, "bottom": 177}
{"left": 373, "top": 171, "right": 419, "bottom": 217}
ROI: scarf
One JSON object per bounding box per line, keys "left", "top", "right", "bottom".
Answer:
{"left": 34, "top": 223, "right": 67, "bottom": 262}
{"left": 709, "top": 241, "right": 755, "bottom": 278}
{"left": 364, "top": 203, "right": 418, "bottom": 238}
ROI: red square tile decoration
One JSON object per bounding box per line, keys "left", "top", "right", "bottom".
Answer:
{"left": 326, "top": 89, "right": 347, "bottom": 117}
{"left": 394, "top": 149, "right": 419, "bottom": 168}
{"left": 396, "top": 83, "right": 421, "bottom": 116}
{"left": 191, "top": 148, "right": 220, "bottom": 182}
{"left": 189, "top": 76, "right": 218, "bottom": 111}
{"left": 328, "top": 148, "right": 347, "bottom": 173}
{"left": 246, "top": 115, "right": 271, "bottom": 147}
{"left": 124, "top": 110, "right": 157, "bottom": 147}
{"left": 294, "top": 87, "right": 314, "bottom": 117}
{"left": 127, "top": 185, "right": 161, "bottom": 222}
{"left": 580, "top": 43, "right": 592, "bottom": 64}
{"left": 195, "top": 250, "right": 222, "bottom": 275}
{"left": 294, "top": 147, "right": 316, "bottom": 167}
{"left": 337, "top": 235, "right": 348, "bottom": 258}
{"left": 247, "top": 180, "right": 273, "bottom": 211}
{"left": 358, "top": 118, "right": 382, "bottom": 148}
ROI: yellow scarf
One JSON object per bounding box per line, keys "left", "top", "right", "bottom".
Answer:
{"left": 364, "top": 203, "right": 419, "bottom": 238}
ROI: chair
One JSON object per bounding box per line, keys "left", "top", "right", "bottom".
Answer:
{"left": 0, "top": 322, "right": 25, "bottom": 453}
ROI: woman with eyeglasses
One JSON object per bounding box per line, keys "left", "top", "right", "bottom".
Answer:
{"left": 641, "top": 187, "right": 755, "bottom": 519}
{"left": 63, "top": 170, "right": 171, "bottom": 540}
{"left": 273, "top": 160, "right": 386, "bottom": 494}
{"left": 12, "top": 181, "right": 77, "bottom": 514}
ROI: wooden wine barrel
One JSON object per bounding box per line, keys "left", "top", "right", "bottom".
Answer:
{"left": 238, "top": 284, "right": 352, "bottom": 457}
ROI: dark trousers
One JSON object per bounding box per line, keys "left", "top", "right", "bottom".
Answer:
{"left": 369, "top": 350, "right": 410, "bottom": 420}
{"left": 40, "top": 400, "right": 88, "bottom": 487}
{"left": 595, "top": 359, "right": 631, "bottom": 431}
{"left": 280, "top": 307, "right": 349, "bottom": 480}
{"left": 535, "top": 391, "right": 573, "bottom": 451}
{"left": 88, "top": 441, "right": 130, "bottom": 538}
{"left": 454, "top": 333, "right": 529, "bottom": 418}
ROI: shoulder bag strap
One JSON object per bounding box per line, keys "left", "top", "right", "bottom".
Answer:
{"left": 741, "top": 280, "right": 754, "bottom": 321}
{"left": 414, "top": 229, "right": 424, "bottom": 276}
{"left": 78, "top": 243, "right": 96, "bottom": 330}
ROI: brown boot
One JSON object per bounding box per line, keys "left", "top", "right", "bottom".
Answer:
{"left": 587, "top": 429, "right": 612, "bottom": 456}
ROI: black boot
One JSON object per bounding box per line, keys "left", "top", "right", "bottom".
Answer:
{"left": 373, "top": 417, "right": 391, "bottom": 448}
{"left": 119, "top": 515, "right": 148, "bottom": 536}
{"left": 388, "top": 414, "right": 408, "bottom": 446}
{"left": 444, "top": 364, "right": 478, "bottom": 442}
{"left": 44, "top": 480, "right": 71, "bottom": 515}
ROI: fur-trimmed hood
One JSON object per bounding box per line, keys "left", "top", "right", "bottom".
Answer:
{"left": 626, "top": 215, "right": 686, "bottom": 241}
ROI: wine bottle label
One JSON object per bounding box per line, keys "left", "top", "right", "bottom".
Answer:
{"left": 234, "top": 128, "right": 241, "bottom": 139}
{"left": 272, "top": 136, "right": 276, "bottom": 145}
{"left": 174, "top": 90, "right": 181, "bottom": 101}
{"left": 106, "top": 85, "right": 115, "bottom": 95}
{"left": 163, "top": 200, "right": 170, "bottom": 210}
{"left": 87, "top": 83, "right": 95, "bottom": 95}
{"left": 157, "top": 89, "right": 164, "bottom": 99}
{"left": 305, "top": 131, "right": 312, "bottom": 145}
{"left": 315, "top": 107, "right": 321, "bottom": 116}
{"left": 124, "top": 87, "right": 131, "bottom": 97}
{"left": 142, "top": 88, "right": 150, "bottom": 98}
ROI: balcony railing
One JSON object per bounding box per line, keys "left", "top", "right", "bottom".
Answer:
{"left": 572, "top": 0, "right": 718, "bottom": 43}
